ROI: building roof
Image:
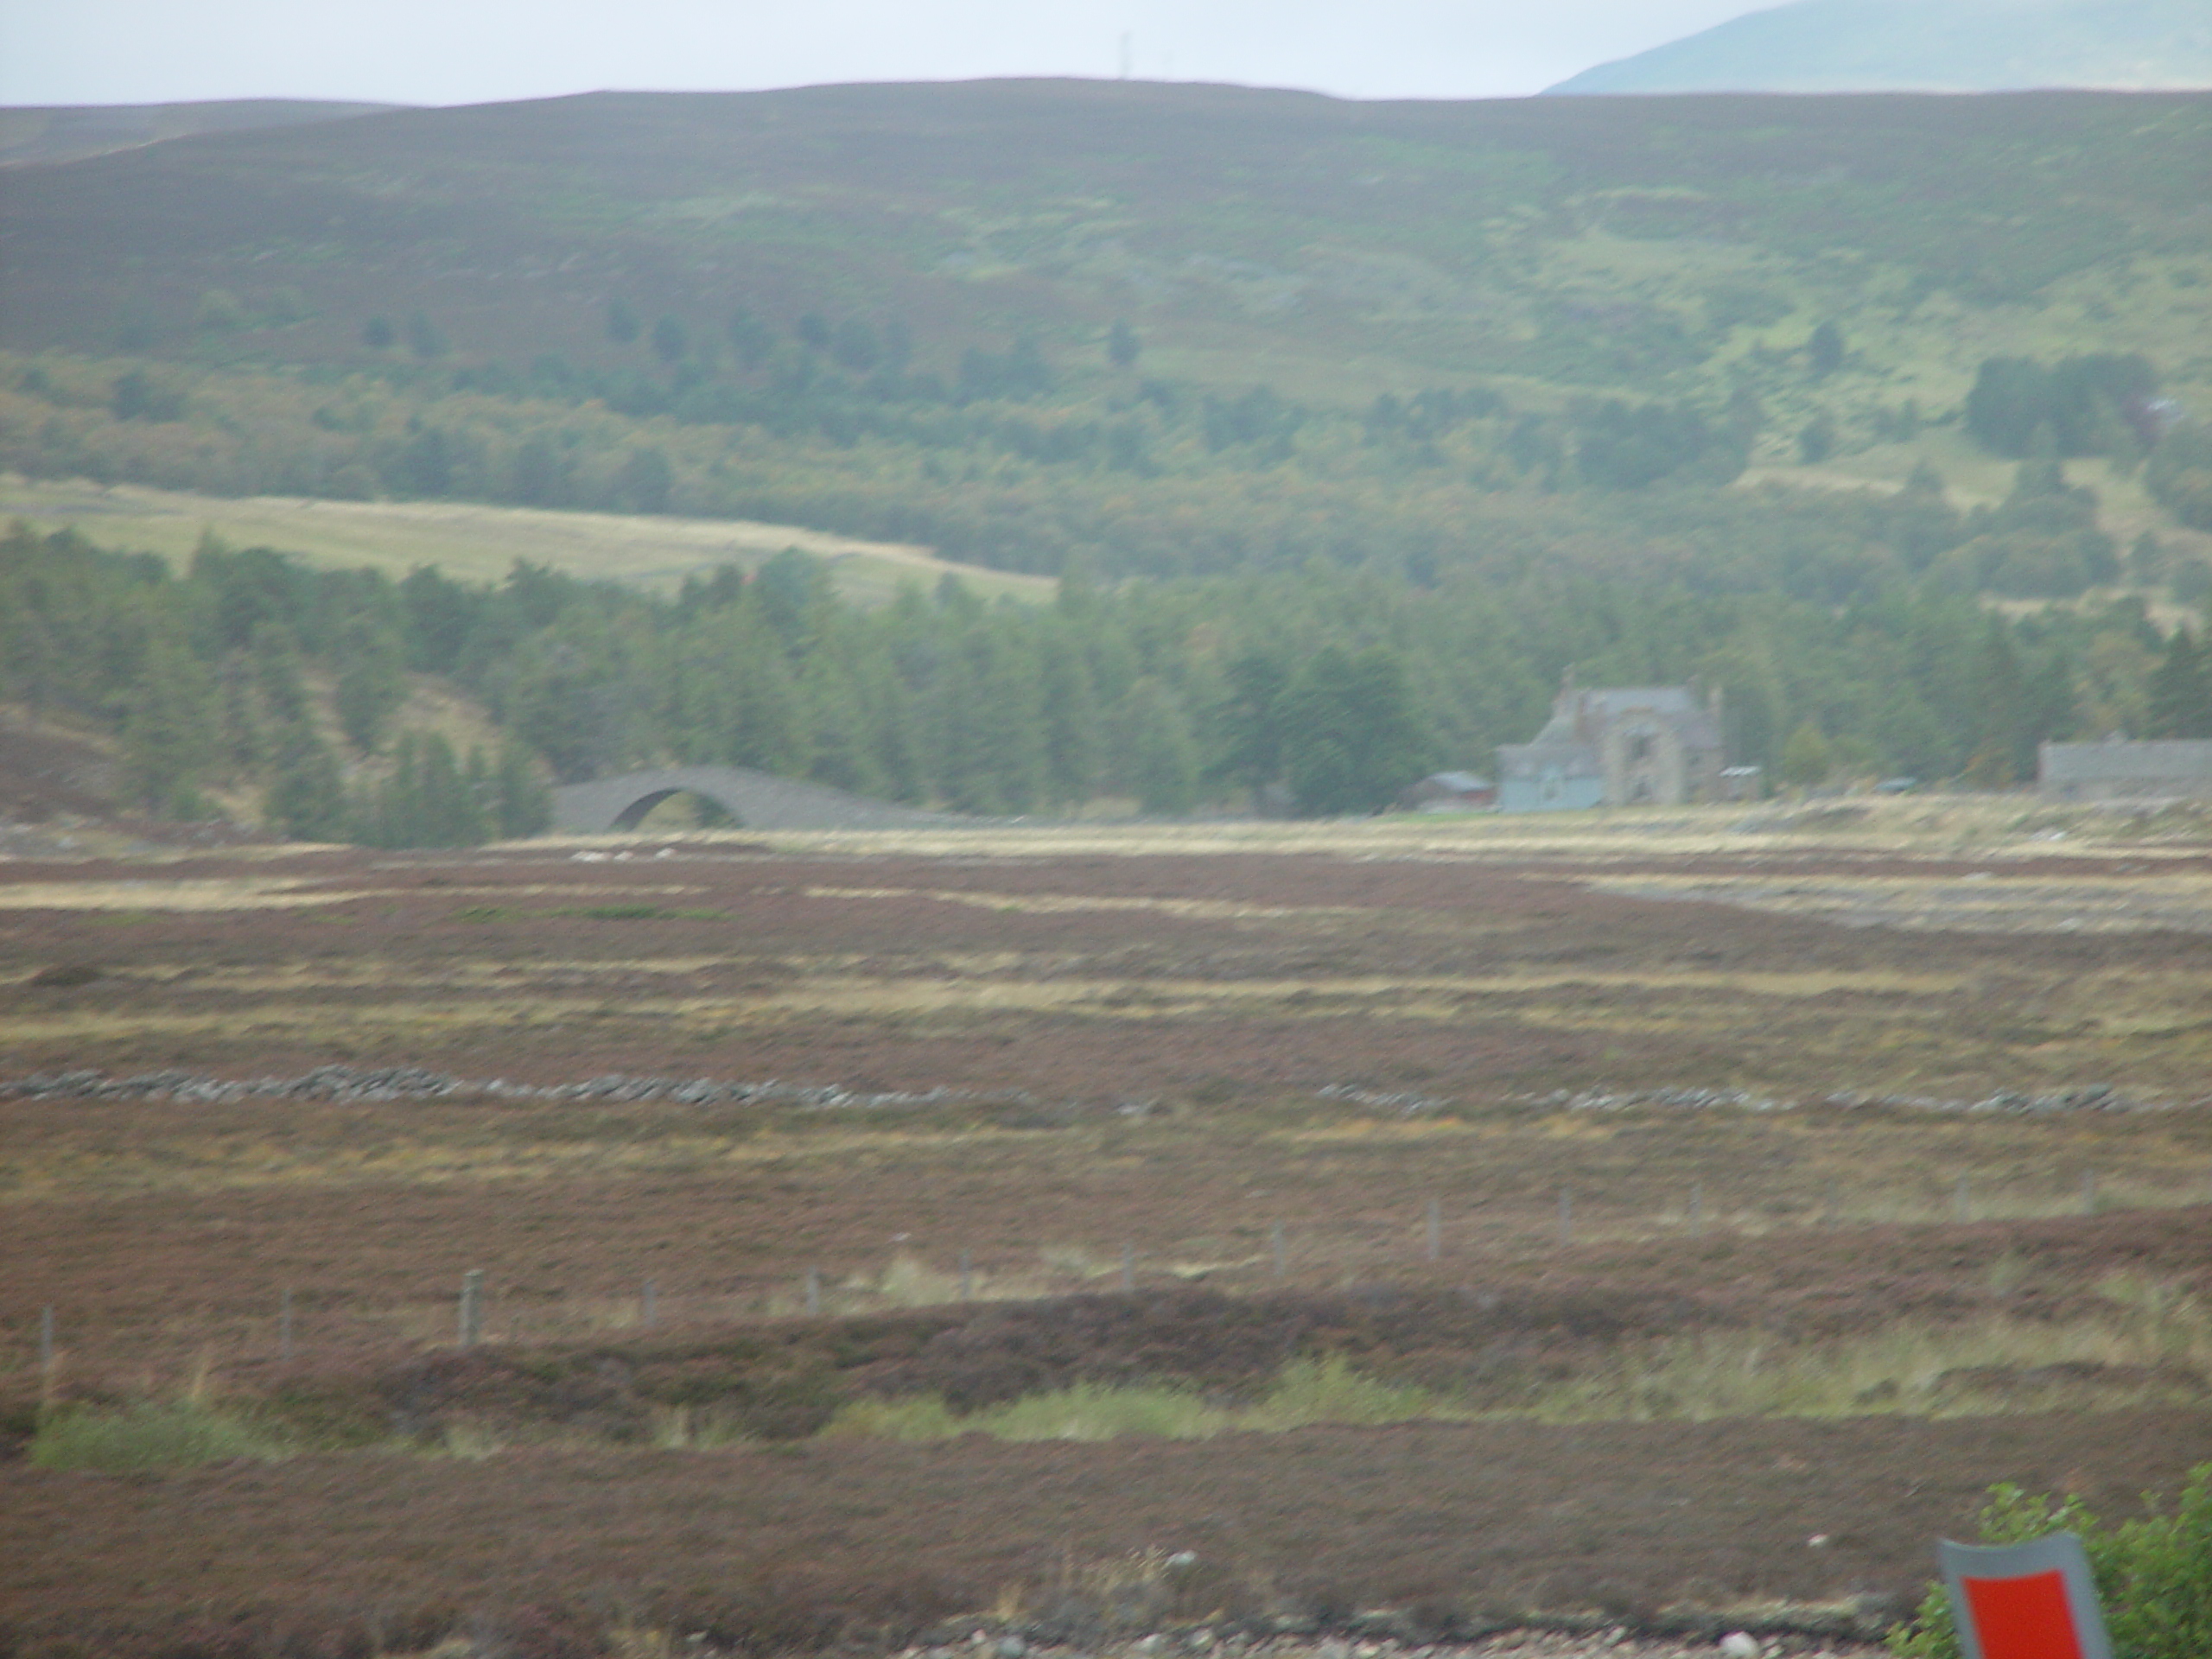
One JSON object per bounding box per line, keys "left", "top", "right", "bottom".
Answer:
{"left": 1496, "top": 741, "right": 1604, "bottom": 780}
{"left": 1581, "top": 686, "right": 1706, "bottom": 718}
{"left": 1526, "top": 684, "right": 1722, "bottom": 751}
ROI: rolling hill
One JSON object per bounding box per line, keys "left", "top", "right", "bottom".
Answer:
{"left": 0, "top": 98, "right": 397, "bottom": 170}
{"left": 3, "top": 81, "right": 2206, "bottom": 400}
{"left": 1548, "top": 0, "right": 2212, "bottom": 95}
{"left": 1, "top": 80, "right": 2208, "bottom": 588}
{"left": 5, "top": 81, "right": 2212, "bottom": 832}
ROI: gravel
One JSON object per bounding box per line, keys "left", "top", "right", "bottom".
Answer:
{"left": 0, "top": 1063, "right": 1058, "bottom": 1109}
{"left": 899, "top": 1633, "right": 1883, "bottom": 1659}
{"left": 1534, "top": 1083, "right": 2196, "bottom": 1116}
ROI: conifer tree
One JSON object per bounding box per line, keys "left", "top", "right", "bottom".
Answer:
{"left": 1779, "top": 721, "right": 1831, "bottom": 787}
{"left": 122, "top": 637, "right": 216, "bottom": 813}
{"left": 1962, "top": 620, "right": 2031, "bottom": 785}
{"left": 800, "top": 654, "right": 879, "bottom": 796}
{"left": 251, "top": 624, "right": 312, "bottom": 727}
{"left": 493, "top": 740, "right": 551, "bottom": 837}
{"left": 1039, "top": 632, "right": 1102, "bottom": 808}
{"left": 334, "top": 619, "right": 407, "bottom": 753}
{"left": 217, "top": 653, "right": 265, "bottom": 772}
{"left": 1280, "top": 645, "right": 1428, "bottom": 815}
{"left": 1122, "top": 677, "right": 1198, "bottom": 814}
{"left": 1208, "top": 650, "right": 1292, "bottom": 806}
{"left": 2147, "top": 628, "right": 2211, "bottom": 738}
{"left": 265, "top": 722, "right": 346, "bottom": 840}
{"left": 416, "top": 733, "right": 486, "bottom": 844}
{"left": 868, "top": 685, "right": 922, "bottom": 804}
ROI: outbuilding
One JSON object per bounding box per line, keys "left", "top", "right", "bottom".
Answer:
{"left": 1401, "top": 771, "right": 1496, "bottom": 811}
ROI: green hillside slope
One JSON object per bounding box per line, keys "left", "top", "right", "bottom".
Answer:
{"left": 5, "top": 83, "right": 2212, "bottom": 832}
{"left": 4, "top": 83, "right": 2206, "bottom": 401}
{"left": 1550, "top": 0, "right": 2212, "bottom": 95}
{"left": 1, "top": 83, "right": 2207, "bottom": 588}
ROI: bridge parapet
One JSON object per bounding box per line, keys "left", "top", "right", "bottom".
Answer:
{"left": 550, "top": 766, "right": 954, "bottom": 833}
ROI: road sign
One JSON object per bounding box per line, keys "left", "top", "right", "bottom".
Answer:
{"left": 1938, "top": 1532, "right": 2113, "bottom": 1659}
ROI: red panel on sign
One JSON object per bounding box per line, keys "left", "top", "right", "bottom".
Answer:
{"left": 1961, "top": 1569, "right": 2086, "bottom": 1659}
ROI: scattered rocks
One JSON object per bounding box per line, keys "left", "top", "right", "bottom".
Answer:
{"left": 1550, "top": 1087, "right": 1786, "bottom": 1114}
{"left": 1529, "top": 1083, "right": 2192, "bottom": 1116}
{"left": 1819, "top": 1083, "right": 2172, "bottom": 1116}
{"left": 1316, "top": 1083, "right": 1446, "bottom": 1115}
{"left": 905, "top": 1632, "right": 1874, "bottom": 1659}
{"left": 0, "top": 1065, "right": 1053, "bottom": 1112}
{"left": 10, "top": 1065, "right": 2190, "bottom": 1122}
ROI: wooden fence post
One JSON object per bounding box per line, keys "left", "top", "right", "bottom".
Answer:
{"left": 804, "top": 1266, "right": 822, "bottom": 1317}
{"left": 458, "top": 1270, "right": 485, "bottom": 1349}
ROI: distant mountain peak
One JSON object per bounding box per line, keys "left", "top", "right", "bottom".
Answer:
{"left": 1547, "top": 0, "right": 2212, "bottom": 95}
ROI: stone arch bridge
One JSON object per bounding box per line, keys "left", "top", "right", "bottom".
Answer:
{"left": 550, "top": 766, "right": 954, "bottom": 834}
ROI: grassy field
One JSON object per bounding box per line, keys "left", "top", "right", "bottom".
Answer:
{"left": 0, "top": 472, "right": 1055, "bottom": 603}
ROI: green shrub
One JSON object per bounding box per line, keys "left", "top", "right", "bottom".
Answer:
{"left": 1245, "top": 1354, "right": 1451, "bottom": 1429}
{"left": 821, "top": 1357, "right": 1465, "bottom": 1444}
{"left": 28, "top": 1399, "right": 289, "bottom": 1472}
{"left": 828, "top": 1382, "right": 1229, "bottom": 1443}
{"left": 1887, "top": 1465, "right": 2212, "bottom": 1659}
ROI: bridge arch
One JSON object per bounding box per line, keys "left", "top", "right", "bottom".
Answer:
{"left": 550, "top": 766, "right": 951, "bottom": 836}
{"left": 609, "top": 786, "right": 740, "bottom": 831}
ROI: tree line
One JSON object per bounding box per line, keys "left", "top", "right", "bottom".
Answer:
{"left": 10, "top": 334, "right": 2203, "bottom": 607}
{"left": 0, "top": 525, "right": 547, "bottom": 842}
{"left": 8, "top": 518, "right": 2209, "bottom": 847}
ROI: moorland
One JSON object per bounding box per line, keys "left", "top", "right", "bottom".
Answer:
{"left": 4, "top": 806, "right": 2212, "bottom": 1654}
{"left": 5, "top": 77, "right": 2212, "bottom": 1659}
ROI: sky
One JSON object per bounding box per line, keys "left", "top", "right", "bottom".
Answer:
{"left": 0, "top": 0, "right": 1777, "bottom": 109}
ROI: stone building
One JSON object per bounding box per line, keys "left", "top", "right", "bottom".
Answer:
{"left": 2038, "top": 738, "right": 2212, "bottom": 801}
{"left": 1497, "top": 678, "right": 1727, "bottom": 811}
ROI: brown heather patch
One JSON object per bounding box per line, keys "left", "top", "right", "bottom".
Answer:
{"left": 6, "top": 830, "right": 2212, "bottom": 1651}
{"left": 5, "top": 1411, "right": 2209, "bottom": 1657}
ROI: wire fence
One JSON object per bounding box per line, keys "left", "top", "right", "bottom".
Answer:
{"left": 22, "top": 1166, "right": 2211, "bottom": 1380}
